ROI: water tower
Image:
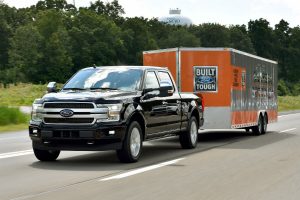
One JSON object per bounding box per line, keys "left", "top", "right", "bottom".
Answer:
{"left": 159, "top": 8, "right": 193, "bottom": 26}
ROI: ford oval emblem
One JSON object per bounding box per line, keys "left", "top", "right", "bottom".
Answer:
{"left": 60, "top": 109, "right": 74, "bottom": 118}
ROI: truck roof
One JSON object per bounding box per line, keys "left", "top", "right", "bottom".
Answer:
{"left": 82, "top": 66, "right": 168, "bottom": 71}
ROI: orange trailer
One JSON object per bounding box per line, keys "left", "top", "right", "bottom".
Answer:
{"left": 143, "top": 48, "right": 278, "bottom": 133}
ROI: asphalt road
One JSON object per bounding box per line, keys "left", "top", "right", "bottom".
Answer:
{"left": 1, "top": 112, "right": 300, "bottom": 200}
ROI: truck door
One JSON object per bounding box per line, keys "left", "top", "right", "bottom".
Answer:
{"left": 156, "top": 71, "right": 182, "bottom": 132}
{"left": 140, "top": 71, "right": 167, "bottom": 135}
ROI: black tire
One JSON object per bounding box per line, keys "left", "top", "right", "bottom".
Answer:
{"left": 33, "top": 148, "right": 60, "bottom": 161}
{"left": 262, "top": 114, "right": 268, "bottom": 134}
{"left": 252, "top": 114, "right": 263, "bottom": 136}
{"left": 117, "top": 121, "right": 143, "bottom": 163}
{"left": 180, "top": 116, "right": 198, "bottom": 149}
{"left": 245, "top": 128, "right": 250, "bottom": 133}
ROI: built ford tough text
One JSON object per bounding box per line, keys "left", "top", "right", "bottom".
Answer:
{"left": 29, "top": 66, "right": 204, "bottom": 163}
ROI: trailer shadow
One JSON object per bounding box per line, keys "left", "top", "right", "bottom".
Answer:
{"left": 29, "top": 130, "right": 294, "bottom": 172}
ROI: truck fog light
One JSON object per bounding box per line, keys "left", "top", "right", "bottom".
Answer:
{"left": 109, "top": 130, "right": 115, "bottom": 135}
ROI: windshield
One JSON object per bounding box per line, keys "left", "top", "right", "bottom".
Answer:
{"left": 63, "top": 68, "right": 143, "bottom": 92}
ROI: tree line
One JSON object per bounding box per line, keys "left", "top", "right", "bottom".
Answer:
{"left": 0, "top": 0, "right": 299, "bottom": 95}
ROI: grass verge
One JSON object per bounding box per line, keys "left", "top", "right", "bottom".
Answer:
{"left": 0, "top": 107, "right": 30, "bottom": 133}
{"left": 0, "top": 83, "right": 46, "bottom": 106}
{"left": 278, "top": 96, "right": 300, "bottom": 112}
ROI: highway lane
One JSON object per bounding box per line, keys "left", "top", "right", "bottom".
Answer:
{"left": 0, "top": 112, "right": 299, "bottom": 200}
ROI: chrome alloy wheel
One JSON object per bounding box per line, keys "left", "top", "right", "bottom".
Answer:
{"left": 263, "top": 115, "right": 267, "bottom": 133}
{"left": 190, "top": 120, "right": 198, "bottom": 145}
{"left": 130, "top": 127, "right": 141, "bottom": 157}
{"left": 258, "top": 116, "right": 263, "bottom": 134}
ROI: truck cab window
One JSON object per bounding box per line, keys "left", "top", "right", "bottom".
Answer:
{"left": 144, "top": 71, "right": 160, "bottom": 89}
{"left": 157, "top": 71, "right": 174, "bottom": 90}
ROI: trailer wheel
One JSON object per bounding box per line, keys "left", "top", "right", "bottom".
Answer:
{"left": 33, "top": 148, "right": 60, "bottom": 161}
{"left": 180, "top": 116, "right": 198, "bottom": 149}
{"left": 116, "top": 121, "right": 143, "bottom": 163}
{"left": 252, "top": 114, "right": 263, "bottom": 136}
{"left": 262, "top": 114, "right": 268, "bottom": 134}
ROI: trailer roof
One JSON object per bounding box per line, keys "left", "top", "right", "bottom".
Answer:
{"left": 143, "top": 47, "right": 278, "bottom": 64}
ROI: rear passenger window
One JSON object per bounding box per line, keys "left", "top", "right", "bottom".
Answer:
{"left": 144, "top": 71, "right": 160, "bottom": 89}
{"left": 157, "top": 71, "right": 174, "bottom": 89}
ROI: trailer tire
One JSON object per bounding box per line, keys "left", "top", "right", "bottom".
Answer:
{"left": 33, "top": 148, "right": 60, "bottom": 161}
{"left": 116, "top": 121, "right": 142, "bottom": 163}
{"left": 252, "top": 114, "right": 263, "bottom": 136}
{"left": 262, "top": 114, "right": 268, "bottom": 134}
{"left": 180, "top": 116, "right": 198, "bottom": 149}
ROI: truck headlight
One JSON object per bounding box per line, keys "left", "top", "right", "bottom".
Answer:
{"left": 31, "top": 103, "right": 43, "bottom": 122}
{"left": 96, "top": 104, "right": 123, "bottom": 122}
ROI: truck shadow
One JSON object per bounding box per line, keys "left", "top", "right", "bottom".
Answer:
{"left": 30, "top": 130, "right": 295, "bottom": 172}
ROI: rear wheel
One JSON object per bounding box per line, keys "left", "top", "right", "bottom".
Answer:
{"left": 262, "top": 114, "right": 268, "bottom": 134}
{"left": 180, "top": 116, "right": 198, "bottom": 149}
{"left": 252, "top": 114, "right": 263, "bottom": 136}
{"left": 33, "top": 148, "right": 60, "bottom": 161}
{"left": 117, "top": 121, "right": 142, "bottom": 163}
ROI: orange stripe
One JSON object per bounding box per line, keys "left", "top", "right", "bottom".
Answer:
{"left": 231, "top": 110, "right": 278, "bottom": 126}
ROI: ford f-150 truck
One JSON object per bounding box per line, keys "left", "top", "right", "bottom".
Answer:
{"left": 29, "top": 66, "right": 204, "bottom": 163}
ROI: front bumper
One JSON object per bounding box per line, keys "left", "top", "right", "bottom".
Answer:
{"left": 29, "top": 121, "right": 127, "bottom": 151}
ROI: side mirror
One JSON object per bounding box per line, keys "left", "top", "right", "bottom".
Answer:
{"left": 47, "top": 82, "right": 57, "bottom": 93}
{"left": 142, "top": 88, "right": 160, "bottom": 99}
{"left": 160, "top": 85, "right": 174, "bottom": 97}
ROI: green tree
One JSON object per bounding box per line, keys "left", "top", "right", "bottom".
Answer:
{"left": 121, "top": 17, "right": 158, "bottom": 64}
{"left": 89, "top": 0, "right": 124, "bottom": 21}
{"left": 248, "top": 18, "right": 275, "bottom": 58}
{"left": 9, "top": 10, "right": 73, "bottom": 83}
{"left": 9, "top": 24, "right": 42, "bottom": 82}
{"left": 68, "top": 9, "right": 125, "bottom": 71}
{"left": 35, "top": 10, "right": 73, "bottom": 82}
{"left": 160, "top": 28, "right": 200, "bottom": 48}
{"left": 35, "top": 0, "right": 75, "bottom": 11}
{"left": 0, "top": 11, "right": 11, "bottom": 70}
{"left": 229, "top": 25, "right": 255, "bottom": 53}
{"left": 285, "top": 27, "right": 300, "bottom": 83}
{"left": 190, "top": 23, "right": 230, "bottom": 47}
{"left": 273, "top": 20, "right": 291, "bottom": 80}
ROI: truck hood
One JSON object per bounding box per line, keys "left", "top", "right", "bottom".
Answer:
{"left": 40, "top": 90, "right": 140, "bottom": 104}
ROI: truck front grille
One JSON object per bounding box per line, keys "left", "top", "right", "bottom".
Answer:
{"left": 44, "top": 103, "right": 94, "bottom": 109}
{"left": 44, "top": 118, "right": 94, "bottom": 124}
{"left": 42, "top": 102, "right": 108, "bottom": 125}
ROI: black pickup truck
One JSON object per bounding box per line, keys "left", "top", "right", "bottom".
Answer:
{"left": 29, "top": 66, "right": 204, "bottom": 163}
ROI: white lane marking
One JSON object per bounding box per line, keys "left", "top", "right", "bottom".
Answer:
{"left": 280, "top": 128, "right": 297, "bottom": 133}
{"left": 279, "top": 113, "right": 300, "bottom": 118}
{"left": 100, "top": 158, "right": 185, "bottom": 181}
{"left": 0, "top": 150, "right": 33, "bottom": 159}
{"left": 0, "top": 137, "right": 28, "bottom": 141}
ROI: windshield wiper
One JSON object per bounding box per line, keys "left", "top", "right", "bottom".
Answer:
{"left": 90, "top": 87, "right": 119, "bottom": 91}
{"left": 62, "top": 88, "right": 87, "bottom": 91}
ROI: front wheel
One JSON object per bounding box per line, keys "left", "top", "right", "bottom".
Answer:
{"left": 33, "top": 148, "right": 60, "bottom": 161}
{"left": 180, "top": 116, "right": 198, "bottom": 149}
{"left": 117, "top": 121, "right": 143, "bottom": 163}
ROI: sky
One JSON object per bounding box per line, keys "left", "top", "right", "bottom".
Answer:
{"left": 3, "top": 0, "right": 300, "bottom": 27}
